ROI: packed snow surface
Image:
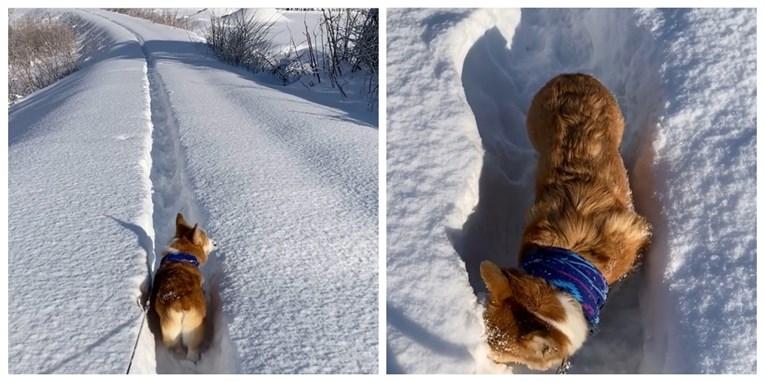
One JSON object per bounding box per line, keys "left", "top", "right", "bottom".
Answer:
{"left": 9, "top": 8, "right": 377, "bottom": 374}
{"left": 386, "top": 8, "right": 755, "bottom": 374}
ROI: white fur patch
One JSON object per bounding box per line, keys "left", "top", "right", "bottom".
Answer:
{"left": 533, "top": 293, "right": 589, "bottom": 354}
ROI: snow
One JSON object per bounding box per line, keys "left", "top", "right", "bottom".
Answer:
{"left": 150, "top": 8, "right": 324, "bottom": 55}
{"left": 248, "top": 9, "right": 323, "bottom": 54}
{"left": 632, "top": 8, "right": 756, "bottom": 373}
{"left": 386, "top": 8, "right": 755, "bottom": 374}
{"left": 9, "top": 10, "right": 153, "bottom": 373}
{"left": 101, "top": 8, "right": 375, "bottom": 110}
{"left": 9, "top": 8, "right": 377, "bottom": 374}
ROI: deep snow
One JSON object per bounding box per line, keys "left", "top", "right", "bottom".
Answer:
{"left": 8, "top": 10, "right": 154, "bottom": 373}
{"left": 136, "top": 8, "right": 376, "bottom": 107}
{"left": 160, "top": 8, "right": 323, "bottom": 55}
{"left": 386, "top": 8, "right": 755, "bottom": 374}
{"left": 9, "top": 8, "right": 377, "bottom": 374}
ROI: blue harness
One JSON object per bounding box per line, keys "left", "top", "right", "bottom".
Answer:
{"left": 521, "top": 245, "right": 608, "bottom": 327}
{"left": 160, "top": 252, "right": 200, "bottom": 268}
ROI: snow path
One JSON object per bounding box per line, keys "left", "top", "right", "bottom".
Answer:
{"left": 8, "top": 10, "right": 154, "bottom": 373}
{"left": 89, "top": 9, "right": 378, "bottom": 373}
{"left": 387, "top": 8, "right": 755, "bottom": 374}
{"left": 9, "top": 8, "right": 377, "bottom": 373}
{"left": 84, "top": 12, "right": 242, "bottom": 373}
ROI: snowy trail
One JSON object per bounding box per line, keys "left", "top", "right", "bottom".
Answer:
{"left": 88, "top": 9, "right": 378, "bottom": 373}
{"left": 9, "top": 9, "right": 377, "bottom": 374}
{"left": 387, "top": 8, "right": 755, "bottom": 374}
{"left": 140, "top": 39, "right": 240, "bottom": 375}
{"left": 80, "top": 9, "right": 239, "bottom": 373}
{"left": 93, "top": 13, "right": 241, "bottom": 373}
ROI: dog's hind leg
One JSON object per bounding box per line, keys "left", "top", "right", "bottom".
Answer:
{"left": 159, "top": 308, "right": 184, "bottom": 351}
{"left": 181, "top": 308, "right": 206, "bottom": 362}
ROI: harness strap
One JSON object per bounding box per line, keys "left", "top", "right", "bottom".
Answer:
{"left": 160, "top": 252, "right": 200, "bottom": 268}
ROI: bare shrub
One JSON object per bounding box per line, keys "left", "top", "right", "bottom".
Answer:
{"left": 349, "top": 9, "right": 378, "bottom": 75}
{"left": 206, "top": 11, "right": 277, "bottom": 74}
{"left": 8, "top": 14, "right": 78, "bottom": 101}
{"left": 311, "top": 9, "right": 378, "bottom": 102}
{"left": 347, "top": 8, "right": 378, "bottom": 104}
{"left": 205, "top": 8, "right": 378, "bottom": 105}
{"left": 108, "top": 8, "right": 190, "bottom": 30}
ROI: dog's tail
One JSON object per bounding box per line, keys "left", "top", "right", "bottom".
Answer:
{"left": 165, "top": 306, "right": 186, "bottom": 326}
{"left": 165, "top": 301, "right": 204, "bottom": 328}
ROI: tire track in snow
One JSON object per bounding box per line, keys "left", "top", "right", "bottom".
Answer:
{"left": 87, "top": 11, "right": 240, "bottom": 373}
{"left": 449, "top": 9, "right": 663, "bottom": 373}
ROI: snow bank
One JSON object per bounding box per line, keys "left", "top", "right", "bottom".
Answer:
{"left": 161, "top": 8, "right": 321, "bottom": 53}
{"left": 227, "top": 8, "right": 289, "bottom": 24}
{"left": 9, "top": 10, "right": 153, "bottom": 373}
{"left": 387, "top": 8, "right": 755, "bottom": 374}
{"left": 387, "top": 9, "right": 520, "bottom": 374}
{"left": 632, "top": 8, "right": 756, "bottom": 373}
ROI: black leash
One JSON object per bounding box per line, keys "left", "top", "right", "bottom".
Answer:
{"left": 125, "top": 283, "right": 152, "bottom": 374}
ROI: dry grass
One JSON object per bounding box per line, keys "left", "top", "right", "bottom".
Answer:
{"left": 8, "top": 13, "right": 78, "bottom": 101}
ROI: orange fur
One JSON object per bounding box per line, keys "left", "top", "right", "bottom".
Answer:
{"left": 151, "top": 212, "right": 215, "bottom": 361}
{"left": 481, "top": 73, "right": 651, "bottom": 370}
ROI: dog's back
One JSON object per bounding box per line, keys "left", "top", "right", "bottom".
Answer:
{"left": 527, "top": 74, "right": 624, "bottom": 156}
{"left": 523, "top": 73, "right": 650, "bottom": 283}
{"left": 479, "top": 74, "right": 653, "bottom": 369}
{"left": 151, "top": 260, "right": 207, "bottom": 360}
{"left": 152, "top": 263, "right": 205, "bottom": 312}
{"left": 151, "top": 213, "right": 214, "bottom": 361}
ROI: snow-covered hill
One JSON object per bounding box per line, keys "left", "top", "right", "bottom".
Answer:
{"left": 167, "top": 8, "right": 323, "bottom": 54}
{"left": 386, "top": 8, "right": 755, "bottom": 374}
{"left": 9, "top": 9, "right": 377, "bottom": 374}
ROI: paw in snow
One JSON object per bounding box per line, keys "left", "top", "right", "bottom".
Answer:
{"left": 186, "top": 350, "right": 200, "bottom": 363}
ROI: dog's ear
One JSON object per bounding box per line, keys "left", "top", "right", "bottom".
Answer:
{"left": 176, "top": 212, "right": 188, "bottom": 229}
{"left": 188, "top": 224, "right": 203, "bottom": 245}
{"left": 175, "top": 213, "right": 191, "bottom": 238}
{"left": 480, "top": 260, "right": 512, "bottom": 303}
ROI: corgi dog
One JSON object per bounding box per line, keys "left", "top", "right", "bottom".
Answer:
{"left": 151, "top": 212, "right": 215, "bottom": 362}
{"left": 480, "top": 73, "right": 651, "bottom": 370}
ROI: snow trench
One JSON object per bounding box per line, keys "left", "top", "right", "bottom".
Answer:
{"left": 90, "top": 12, "right": 240, "bottom": 373}
{"left": 144, "top": 45, "right": 240, "bottom": 374}
{"left": 447, "top": 9, "right": 664, "bottom": 373}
